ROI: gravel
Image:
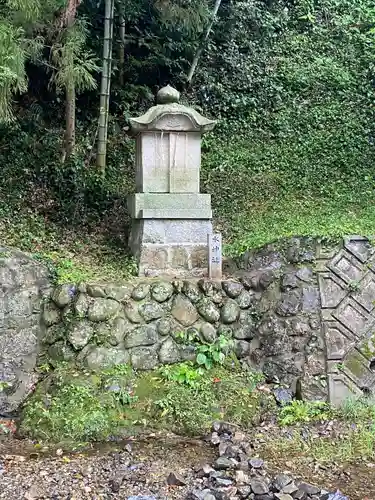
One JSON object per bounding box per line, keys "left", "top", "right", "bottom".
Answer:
{"left": 0, "top": 424, "right": 359, "bottom": 500}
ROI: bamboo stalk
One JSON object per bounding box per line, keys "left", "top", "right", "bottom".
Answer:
{"left": 97, "top": 0, "right": 115, "bottom": 172}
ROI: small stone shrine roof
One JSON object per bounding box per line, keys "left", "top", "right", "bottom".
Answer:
{"left": 129, "top": 85, "right": 216, "bottom": 134}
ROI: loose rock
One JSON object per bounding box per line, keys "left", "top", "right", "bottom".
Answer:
{"left": 250, "top": 478, "right": 269, "bottom": 495}
{"left": 167, "top": 471, "right": 186, "bottom": 486}
{"left": 214, "top": 457, "right": 233, "bottom": 470}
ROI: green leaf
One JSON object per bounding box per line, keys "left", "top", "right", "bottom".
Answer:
{"left": 196, "top": 353, "right": 207, "bottom": 365}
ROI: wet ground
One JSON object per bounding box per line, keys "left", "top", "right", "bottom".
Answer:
{"left": 0, "top": 430, "right": 374, "bottom": 499}
{"left": 0, "top": 433, "right": 214, "bottom": 499}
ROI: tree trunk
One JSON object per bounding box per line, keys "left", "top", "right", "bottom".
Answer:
{"left": 187, "top": 0, "right": 222, "bottom": 85}
{"left": 118, "top": 5, "right": 125, "bottom": 86}
{"left": 97, "top": 0, "right": 115, "bottom": 173}
{"left": 63, "top": 83, "right": 75, "bottom": 162}
{"left": 61, "top": 0, "right": 81, "bottom": 162}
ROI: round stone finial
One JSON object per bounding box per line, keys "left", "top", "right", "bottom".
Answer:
{"left": 157, "top": 85, "right": 180, "bottom": 104}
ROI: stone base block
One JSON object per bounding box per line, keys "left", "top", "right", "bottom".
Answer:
{"left": 129, "top": 219, "right": 212, "bottom": 277}
{"left": 128, "top": 193, "right": 212, "bottom": 219}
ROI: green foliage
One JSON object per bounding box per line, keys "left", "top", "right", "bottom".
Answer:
{"left": 272, "top": 396, "right": 375, "bottom": 463}
{"left": 158, "top": 362, "right": 203, "bottom": 389}
{"left": 51, "top": 19, "right": 99, "bottom": 94}
{"left": 21, "top": 363, "right": 136, "bottom": 442}
{"left": 0, "top": 381, "right": 11, "bottom": 392}
{"left": 22, "top": 382, "right": 118, "bottom": 442}
{"left": 174, "top": 330, "right": 234, "bottom": 370}
{"left": 0, "top": 0, "right": 375, "bottom": 273}
{"left": 153, "top": 365, "right": 271, "bottom": 435}
{"left": 196, "top": 335, "right": 233, "bottom": 370}
{"left": 348, "top": 280, "right": 361, "bottom": 293}
{"left": 271, "top": 423, "right": 375, "bottom": 463}
{"left": 197, "top": 0, "right": 375, "bottom": 253}
{"left": 0, "top": 23, "right": 27, "bottom": 121}
{"left": 0, "top": 0, "right": 60, "bottom": 120}
{"left": 21, "top": 363, "right": 271, "bottom": 442}
{"left": 101, "top": 363, "right": 132, "bottom": 377}
{"left": 278, "top": 400, "right": 332, "bottom": 426}
{"left": 339, "top": 396, "right": 375, "bottom": 422}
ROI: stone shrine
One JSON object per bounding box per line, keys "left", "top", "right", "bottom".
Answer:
{"left": 127, "top": 85, "right": 216, "bottom": 276}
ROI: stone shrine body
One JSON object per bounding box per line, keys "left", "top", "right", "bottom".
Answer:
{"left": 128, "top": 85, "right": 216, "bottom": 277}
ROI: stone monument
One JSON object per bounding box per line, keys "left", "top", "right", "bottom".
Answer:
{"left": 127, "top": 85, "right": 216, "bottom": 277}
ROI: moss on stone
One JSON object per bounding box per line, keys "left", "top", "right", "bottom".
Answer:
{"left": 344, "top": 353, "right": 368, "bottom": 380}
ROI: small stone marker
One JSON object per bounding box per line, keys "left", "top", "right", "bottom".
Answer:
{"left": 208, "top": 233, "right": 222, "bottom": 279}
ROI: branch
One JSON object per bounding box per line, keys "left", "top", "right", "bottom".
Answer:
{"left": 186, "top": 0, "right": 222, "bottom": 85}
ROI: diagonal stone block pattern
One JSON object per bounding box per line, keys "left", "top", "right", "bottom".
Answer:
{"left": 319, "top": 236, "right": 375, "bottom": 405}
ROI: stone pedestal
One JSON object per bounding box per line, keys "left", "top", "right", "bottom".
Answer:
{"left": 127, "top": 85, "right": 216, "bottom": 277}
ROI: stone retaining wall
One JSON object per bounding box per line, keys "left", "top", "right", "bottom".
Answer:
{"left": 41, "top": 238, "right": 326, "bottom": 401}
{"left": 2, "top": 235, "right": 375, "bottom": 416}
{"left": 0, "top": 248, "right": 50, "bottom": 415}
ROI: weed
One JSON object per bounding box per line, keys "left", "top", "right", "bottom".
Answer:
{"left": 174, "top": 329, "right": 200, "bottom": 344}
{"left": 348, "top": 280, "right": 361, "bottom": 293}
{"left": 0, "top": 381, "right": 11, "bottom": 392}
{"left": 339, "top": 396, "right": 375, "bottom": 422}
{"left": 278, "top": 400, "right": 332, "bottom": 426}
{"left": 158, "top": 362, "right": 203, "bottom": 388}
{"left": 270, "top": 423, "right": 375, "bottom": 463}
{"left": 101, "top": 364, "right": 132, "bottom": 377}
{"left": 21, "top": 383, "right": 119, "bottom": 442}
{"left": 196, "top": 335, "right": 233, "bottom": 370}
{"left": 37, "top": 363, "right": 52, "bottom": 374}
{"left": 154, "top": 364, "right": 272, "bottom": 435}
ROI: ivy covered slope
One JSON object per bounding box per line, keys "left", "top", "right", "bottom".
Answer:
{"left": 0, "top": 0, "right": 374, "bottom": 279}
{"left": 199, "top": 0, "right": 375, "bottom": 254}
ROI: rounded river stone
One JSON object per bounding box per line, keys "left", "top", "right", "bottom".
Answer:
{"left": 124, "top": 324, "right": 158, "bottom": 348}
{"left": 74, "top": 293, "right": 90, "bottom": 317}
{"left": 130, "top": 346, "right": 158, "bottom": 370}
{"left": 221, "top": 299, "right": 240, "bottom": 324}
{"left": 171, "top": 294, "right": 199, "bottom": 327}
{"left": 67, "top": 320, "right": 94, "bottom": 350}
{"left": 159, "top": 338, "right": 181, "bottom": 364}
{"left": 182, "top": 281, "right": 201, "bottom": 304}
{"left": 157, "top": 318, "right": 172, "bottom": 336}
{"left": 234, "top": 340, "right": 250, "bottom": 358}
{"left": 197, "top": 298, "right": 220, "bottom": 323}
{"left": 236, "top": 290, "right": 252, "bottom": 309}
{"left": 200, "top": 322, "right": 217, "bottom": 343}
{"left": 151, "top": 281, "right": 174, "bottom": 303}
{"left": 132, "top": 283, "right": 150, "bottom": 301}
{"left": 124, "top": 301, "right": 142, "bottom": 323}
{"left": 82, "top": 346, "right": 129, "bottom": 371}
{"left": 222, "top": 281, "right": 244, "bottom": 298}
{"left": 87, "top": 298, "right": 121, "bottom": 322}
{"left": 138, "top": 301, "right": 164, "bottom": 322}
{"left": 43, "top": 302, "right": 61, "bottom": 327}
{"left": 52, "top": 284, "right": 75, "bottom": 308}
